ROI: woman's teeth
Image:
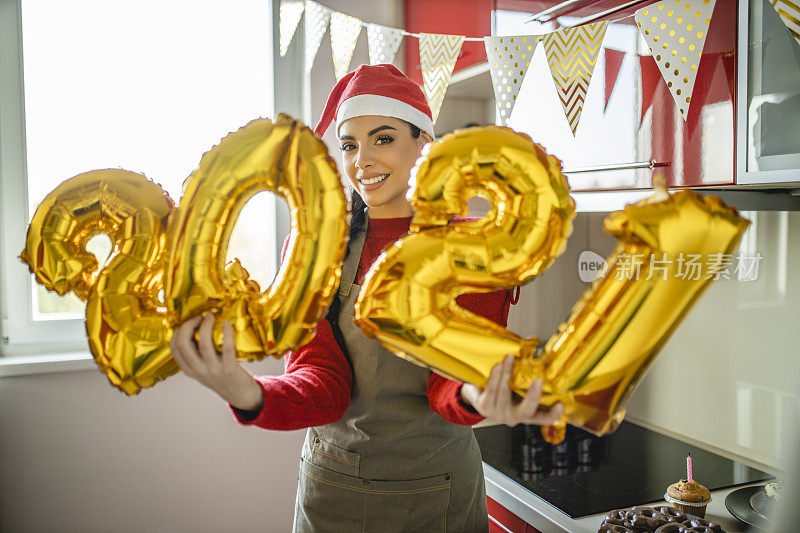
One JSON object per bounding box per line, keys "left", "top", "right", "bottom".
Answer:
{"left": 361, "top": 174, "right": 388, "bottom": 185}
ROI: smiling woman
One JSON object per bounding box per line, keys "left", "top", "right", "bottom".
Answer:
{"left": 338, "top": 117, "right": 429, "bottom": 218}
{"left": 167, "top": 63, "right": 564, "bottom": 532}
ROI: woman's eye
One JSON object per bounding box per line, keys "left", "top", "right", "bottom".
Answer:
{"left": 340, "top": 143, "right": 355, "bottom": 151}
{"left": 375, "top": 135, "right": 394, "bottom": 145}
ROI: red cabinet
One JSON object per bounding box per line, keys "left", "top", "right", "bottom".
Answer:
{"left": 487, "top": 496, "right": 542, "bottom": 533}
{"left": 494, "top": 0, "right": 738, "bottom": 190}
{"left": 403, "top": 0, "right": 494, "bottom": 84}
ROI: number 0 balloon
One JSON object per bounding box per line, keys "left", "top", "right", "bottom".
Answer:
{"left": 21, "top": 115, "right": 348, "bottom": 395}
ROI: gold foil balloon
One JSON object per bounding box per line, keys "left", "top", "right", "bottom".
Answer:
{"left": 21, "top": 114, "right": 349, "bottom": 395}
{"left": 531, "top": 190, "right": 750, "bottom": 441}
{"left": 354, "top": 125, "right": 575, "bottom": 397}
{"left": 165, "top": 115, "right": 349, "bottom": 359}
{"left": 20, "top": 170, "right": 176, "bottom": 395}
{"left": 354, "top": 126, "right": 750, "bottom": 444}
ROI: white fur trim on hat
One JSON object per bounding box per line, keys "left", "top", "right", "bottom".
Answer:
{"left": 336, "top": 94, "right": 434, "bottom": 137}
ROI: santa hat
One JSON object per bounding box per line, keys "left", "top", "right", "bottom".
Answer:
{"left": 314, "top": 64, "right": 434, "bottom": 138}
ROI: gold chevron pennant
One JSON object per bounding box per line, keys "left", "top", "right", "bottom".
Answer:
{"left": 419, "top": 33, "right": 465, "bottom": 123}
{"left": 543, "top": 21, "right": 607, "bottom": 135}
{"left": 304, "top": 0, "right": 330, "bottom": 73}
{"left": 330, "top": 12, "right": 363, "bottom": 80}
{"left": 279, "top": 1, "right": 305, "bottom": 57}
{"left": 484, "top": 35, "right": 537, "bottom": 125}
{"left": 367, "top": 23, "right": 404, "bottom": 65}
{"left": 635, "top": 0, "right": 717, "bottom": 119}
{"left": 769, "top": 0, "right": 800, "bottom": 48}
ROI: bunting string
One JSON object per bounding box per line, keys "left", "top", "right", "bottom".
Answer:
{"left": 288, "top": 1, "right": 723, "bottom": 126}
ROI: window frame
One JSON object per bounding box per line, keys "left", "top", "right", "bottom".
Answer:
{"left": 1, "top": 0, "right": 293, "bottom": 371}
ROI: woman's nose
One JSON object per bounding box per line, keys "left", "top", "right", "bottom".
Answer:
{"left": 354, "top": 146, "right": 376, "bottom": 170}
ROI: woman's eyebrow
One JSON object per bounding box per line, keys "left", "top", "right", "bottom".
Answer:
{"left": 339, "top": 125, "right": 397, "bottom": 141}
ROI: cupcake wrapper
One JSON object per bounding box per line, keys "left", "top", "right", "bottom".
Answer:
{"left": 663, "top": 493, "right": 712, "bottom": 506}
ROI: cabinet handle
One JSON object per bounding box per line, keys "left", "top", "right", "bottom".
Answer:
{"left": 562, "top": 160, "right": 670, "bottom": 174}
{"left": 487, "top": 513, "right": 515, "bottom": 533}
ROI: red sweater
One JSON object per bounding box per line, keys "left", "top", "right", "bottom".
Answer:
{"left": 231, "top": 216, "right": 512, "bottom": 429}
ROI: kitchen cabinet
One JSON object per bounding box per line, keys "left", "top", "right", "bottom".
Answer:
{"left": 403, "top": 0, "right": 493, "bottom": 84}
{"left": 493, "top": 0, "right": 738, "bottom": 191}
{"left": 736, "top": 0, "right": 800, "bottom": 185}
{"left": 488, "top": 496, "right": 541, "bottom": 533}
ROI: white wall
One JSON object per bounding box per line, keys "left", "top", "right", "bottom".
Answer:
{"left": 0, "top": 359, "right": 305, "bottom": 533}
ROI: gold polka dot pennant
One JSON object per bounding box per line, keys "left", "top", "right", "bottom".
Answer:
{"left": 279, "top": 1, "right": 305, "bottom": 57}
{"left": 367, "top": 23, "right": 404, "bottom": 65}
{"left": 542, "top": 21, "right": 608, "bottom": 135}
{"left": 483, "top": 36, "right": 537, "bottom": 126}
{"left": 634, "top": 0, "right": 718, "bottom": 119}
{"left": 769, "top": 0, "right": 800, "bottom": 49}
{"left": 419, "top": 33, "right": 466, "bottom": 123}
{"left": 330, "top": 12, "right": 363, "bottom": 80}
{"left": 304, "top": 0, "right": 330, "bottom": 74}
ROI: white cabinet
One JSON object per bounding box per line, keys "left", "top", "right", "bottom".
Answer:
{"left": 736, "top": 0, "right": 800, "bottom": 185}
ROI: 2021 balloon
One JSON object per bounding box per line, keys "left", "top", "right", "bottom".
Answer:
{"left": 20, "top": 115, "right": 348, "bottom": 395}
{"left": 354, "top": 126, "right": 750, "bottom": 443}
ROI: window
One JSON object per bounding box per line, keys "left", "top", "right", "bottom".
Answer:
{"left": 1, "top": 0, "right": 277, "bottom": 357}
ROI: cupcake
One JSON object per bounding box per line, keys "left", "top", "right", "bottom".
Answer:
{"left": 664, "top": 479, "right": 712, "bottom": 518}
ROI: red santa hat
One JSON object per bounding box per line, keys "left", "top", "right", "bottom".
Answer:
{"left": 314, "top": 64, "right": 434, "bottom": 138}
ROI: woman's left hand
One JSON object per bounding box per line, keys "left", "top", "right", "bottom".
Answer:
{"left": 460, "top": 354, "right": 565, "bottom": 426}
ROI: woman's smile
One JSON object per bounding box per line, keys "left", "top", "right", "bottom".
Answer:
{"left": 358, "top": 172, "right": 390, "bottom": 189}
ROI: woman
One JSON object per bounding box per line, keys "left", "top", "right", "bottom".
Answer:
{"left": 170, "top": 64, "right": 564, "bottom": 532}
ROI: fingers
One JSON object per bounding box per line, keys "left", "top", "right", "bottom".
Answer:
{"left": 170, "top": 315, "right": 203, "bottom": 376}
{"left": 220, "top": 321, "right": 237, "bottom": 369}
{"left": 529, "top": 402, "right": 565, "bottom": 426}
{"left": 519, "top": 378, "right": 544, "bottom": 419}
{"left": 197, "top": 313, "right": 222, "bottom": 372}
{"left": 494, "top": 355, "right": 514, "bottom": 421}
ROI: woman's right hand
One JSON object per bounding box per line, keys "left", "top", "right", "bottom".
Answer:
{"left": 169, "top": 313, "right": 264, "bottom": 413}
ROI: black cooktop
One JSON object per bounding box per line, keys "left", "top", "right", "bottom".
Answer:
{"left": 474, "top": 421, "right": 773, "bottom": 519}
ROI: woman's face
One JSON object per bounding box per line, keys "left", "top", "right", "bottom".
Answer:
{"left": 338, "top": 115, "right": 430, "bottom": 218}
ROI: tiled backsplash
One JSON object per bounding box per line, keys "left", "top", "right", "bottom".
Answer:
{"left": 507, "top": 209, "right": 800, "bottom": 470}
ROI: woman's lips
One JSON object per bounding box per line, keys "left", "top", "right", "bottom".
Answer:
{"left": 359, "top": 173, "right": 389, "bottom": 191}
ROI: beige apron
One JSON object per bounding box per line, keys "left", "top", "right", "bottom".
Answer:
{"left": 292, "top": 224, "right": 489, "bottom": 532}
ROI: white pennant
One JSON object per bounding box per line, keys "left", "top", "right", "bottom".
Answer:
{"left": 635, "top": 0, "right": 717, "bottom": 118}
{"left": 330, "top": 12, "right": 363, "bottom": 80}
{"left": 367, "top": 24, "right": 404, "bottom": 65}
{"left": 419, "top": 33, "right": 465, "bottom": 124}
{"left": 304, "top": 0, "right": 330, "bottom": 73}
{"left": 484, "top": 36, "right": 537, "bottom": 125}
{"left": 279, "top": 1, "right": 305, "bottom": 57}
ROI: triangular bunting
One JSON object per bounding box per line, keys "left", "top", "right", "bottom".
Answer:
{"left": 542, "top": 21, "right": 607, "bottom": 135}
{"left": 330, "top": 12, "right": 363, "bottom": 80}
{"left": 484, "top": 35, "right": 537, "bottom": 125}
{"left": 367, "top": 24, "right": 404, "bottom": 65}
{"left": 603, "top": 48, "right": 626, "bottom": 112}
{"left": 635, "top": 0, "right": 717, "bottom": 119}
{"left": 419, "top": 33, "right": 465, "bottom": 123}
{"left": 639, "top": 54, "right": 664, "bottom": 123}
{"left": 304, "top": 0, "right": 330, "bottom": 73}
{"left": 769, "top": 0, "right": 800, "bottom": 49}
{"left": 279, "top": 0, "right": 305, "bottom": 57}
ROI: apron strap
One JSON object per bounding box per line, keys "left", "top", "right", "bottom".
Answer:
{"left": 338, "top": 216, "right": 368, "bottom": 298}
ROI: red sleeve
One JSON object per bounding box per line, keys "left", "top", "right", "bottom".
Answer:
{"left": 229, "top": 318, "right": 352, "bottom": 430}
{"left": 427, "top": 288, "right": 514, "bottom": 425}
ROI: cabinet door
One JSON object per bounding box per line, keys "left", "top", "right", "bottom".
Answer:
{"left": 494, "top": 1, "right": 737, "bottom": 191}
{"left": 487, "top": 496, "right": 542, "bottom": 533}
{"left": 403, "top": 0, "right": 493, "bottom": 85}
{"left": 736, "top": 0, "right": 800, "bottom": 184}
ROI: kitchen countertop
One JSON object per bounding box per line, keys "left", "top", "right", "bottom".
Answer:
{"left": 484, "top": 462, "right": 763, "bottom": 533}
